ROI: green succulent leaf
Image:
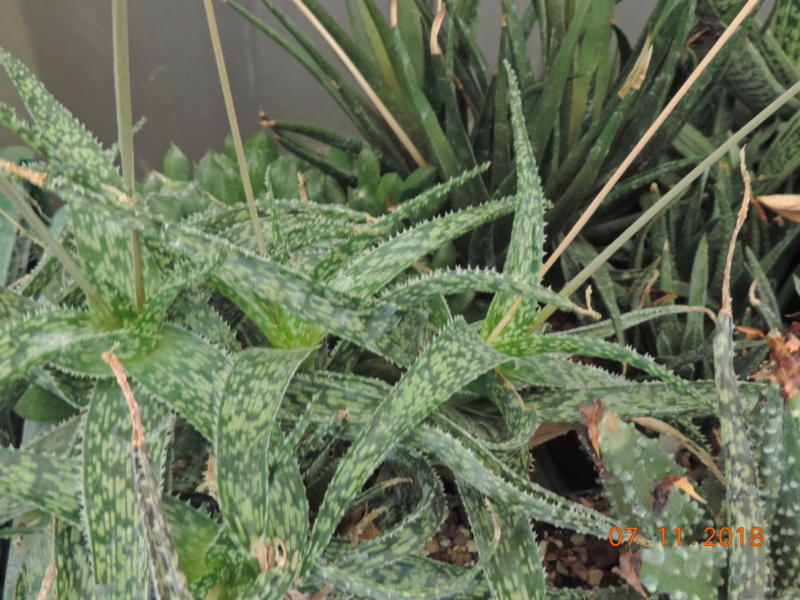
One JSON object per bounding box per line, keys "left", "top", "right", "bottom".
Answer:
{"left": 215, "top": 347, "right": 312, "bottom": 548}
{"left": 81, "top": 380, "right": 172, "bottom": 598}
{"left": 340, "top": 197, "right": 515, "bottom": 297}
{"left": 0, "top": 48, "right": 120, "bottom": 185}
{"left": 482, "top": 62, "right": 549, "bottom": 342}
{"left": 496, "top": 335, "right": 695, "bottom": 397}
{"left": 0, "top": 448, "right": 79, "bottom": 524}
{"left": 304, "top": 318, "right": 509, "bottom": 570}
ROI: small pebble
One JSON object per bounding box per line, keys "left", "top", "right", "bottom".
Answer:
{"left": 588, "top": 567, "right": 604, "bottom": 587}
{"left": 569, "top": 534, "right": 585, "bottom": 546}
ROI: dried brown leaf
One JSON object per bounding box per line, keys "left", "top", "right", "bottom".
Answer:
{"left": 613, "top": 550, "right": 650, "bottom": 599}
{"left": 756, "top": 194, "right": 800, "bottom": 223}
{"left": 579, "top": 398, "right": 605, "bottom": 458}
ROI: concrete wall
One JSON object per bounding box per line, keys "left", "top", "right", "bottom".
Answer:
{"left": 0, "top": 1, "right": 752, "bottom": 174}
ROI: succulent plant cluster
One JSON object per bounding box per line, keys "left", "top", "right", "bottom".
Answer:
{"left": 1, "top": 1, "right": 800, "bottom": 599}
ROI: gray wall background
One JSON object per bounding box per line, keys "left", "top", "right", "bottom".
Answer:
{"left": 0, "top": 1, "right": 764, "bottom": 174}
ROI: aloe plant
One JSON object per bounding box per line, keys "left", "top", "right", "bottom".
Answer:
{"left": 5, "top": 0, "right": 800, "bottom": 596}
{"left": 0, "top": 35, "right": 749, "bottom": 596}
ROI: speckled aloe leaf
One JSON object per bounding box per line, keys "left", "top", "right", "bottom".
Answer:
{"left": 330, "top": 451, "right": 446, "bottom": 570}
{"left": 0, "top": 448, "right": 79, "bottom": 524}
{"left": 303, "top": 318, "right": 509, "bottom": 571}
{"left": 231, "top": 424, "right": 313, "bottom": 600}
{"left": 481, "top": 63, "right": 547, "bottom": 343}
{"left": 68, "top": 198, "right": 132, "bottom": 317}
{"left": 714, "top": 311, "right": 770, "bottom": 597}
{"left": 0, "top": 416, "right": 81, "bottom": 524}
{"left": 381, "top": 267, "right": 575, "bottom": 313}
{"left": 337, "top": 196, "right": 516, "bottom": 298}
{"left": 140, "top": 218, "right": 429, "bottom": 366}
{"left": 136, "top": 256, "right": 223, "bottom": 334}
{"left": 215, "top": 347, "right": 311, "bottom": 549}
{"left": 265, "top": 426, "right": 310, "bottom": 564}
{"left": 758, "top": 98, "right": 800, "bottom": 186}
{"left": 0, "top": 309, "right": 112, "bottom": 381}
{"left": 639, "top": 544, "right": 725, "bottom": 599}
{"left": 504, "top": 354, "right": 625, "bottom": 388}
{"left": 563, "top": 305, "right": 713, "bottom": 339}
{"left": 0, "top": 48, "right": 119, "bottom": 185}
{"left": 0, "top": 286, "right": 36, "bottom": 322}
{"left": 310, "top": 165, "right": 489, "bottom": 282}
{"left": 211, "top": 280, "right": 325, "bottom": 350}
{"left": 413, "top": 424, "right": 622, "bottom": 538}
{"left": 309, "top": 553, "right": 494, "bottom": 600}
{"left": 123, "top": 324, "right": 229, "bottom": 441}
{"left": 464, "top": 372, "right": 539, "bottom": 452}
{"left": 55, "top": 520, "right": 95, "bottom": 600}
{"left": 193, "top": 195, "right": 365, "bottom": 230}
{"left": 597, "top": 410, "right": 709, "bottom": 532}
{"left": 169, "top": 288, "right": 240, "bottom": 354}
{"left": 495, "top": 335, "right": 695, "bottom": 397}
{"left": 461, "top": 484, "right": 547, "bottom": 600}
{"left": 769, "top": 392, "right": 800, "bottom": 586}
{"left": 81, "top": 379, "right": 171, "bottom": 598}
{"left": 160, "top": 495, "right": 220, "bottom": 590}
{"left": 750, "top": 383, "right": 785, "bottom": 526}
{"left": 285, "top": 370, "right": 389, "bottom": 424}
{"left": 529, "top": 381, "right": 736, "bottom": 422}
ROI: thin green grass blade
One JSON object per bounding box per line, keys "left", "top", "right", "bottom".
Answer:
{"left": 681, "top": 235, "right": 710, "bottom": 355}
{"left": 228, "top": 0, "right": 393, "bottom": 157}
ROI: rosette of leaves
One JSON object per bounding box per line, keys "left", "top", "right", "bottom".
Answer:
{"left": 0, "top": 41, "right": 744, "bottom": 598}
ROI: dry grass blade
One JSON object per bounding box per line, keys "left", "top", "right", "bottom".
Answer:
{"left": 723, "top": 148, "right": 752, "bottom": 315}
{"left": 102, "top": 344, "right": 192, "bottom": 600}
{"left": 204, "top": 0, "right": 266, "bottom": 255}
{"left": 36, "top": 562, "right": 57, "bottom": 600}
{"left": 539, "top": 0, "right": 762, "bottom": 280}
